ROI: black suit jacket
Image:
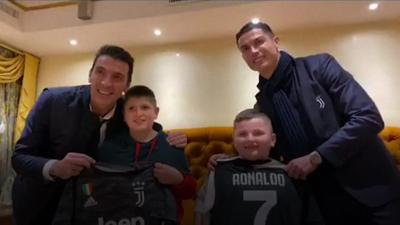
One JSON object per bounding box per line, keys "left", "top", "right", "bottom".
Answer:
{"left": 256, "top": 52, "right": 400, "bottom": 207}
{"left": 11, "top": 85, "right": 125, "bottom": 225}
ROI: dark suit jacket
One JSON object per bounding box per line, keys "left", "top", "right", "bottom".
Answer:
{"left": 256, "top": 52, "right": 400, "bottom": 207}
{"left": 11, "top": 85, "right": 124, "bottom": 225}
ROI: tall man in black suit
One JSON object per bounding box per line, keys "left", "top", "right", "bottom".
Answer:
{"left": 11, "top": 45, "right": 186, "bottom": 225}
{"left": 211, "top": 22, "right": 400, "bottom": 225}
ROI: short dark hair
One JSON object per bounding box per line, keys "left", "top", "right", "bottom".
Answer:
{"left": 234, "top": 108, "right": 273, "bottom": 131}
{"left": 123, "top": 85, "right": 157, "bottom": 106}
{"left": 90, "top": 45, "right": 134, "bottom": 85}
{"left": 235, "top": 22, "right": 275, "bottom": 45}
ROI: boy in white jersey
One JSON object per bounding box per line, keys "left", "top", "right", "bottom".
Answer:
{"left": 195, "top": 109, "right": 324, "bottom": 225}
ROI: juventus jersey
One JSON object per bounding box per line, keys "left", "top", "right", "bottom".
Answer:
{"left": 196, "top": 157, "right": 324, "bottom": 225}
{"left": 53, "top": 161, "right": 177, "bottom": 225}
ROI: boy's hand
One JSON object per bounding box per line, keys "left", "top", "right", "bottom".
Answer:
{"left": 207, "top": 153, "right": 229, "bottom": 170}
{"left": 153, "top": 162, "right": 183, "bottom": 185}
{"left": 166, "top": 131, "right": 187, "bottom": 148}
{"left": 49, "top": 152, "right": 95, "bottom": 179}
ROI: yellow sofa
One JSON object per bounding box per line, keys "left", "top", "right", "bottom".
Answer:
{"left": 379, "top": 127, "right": 400, "bottom": 165}
{"left": 171, "top": 126, "right": 400, "bottom": 225}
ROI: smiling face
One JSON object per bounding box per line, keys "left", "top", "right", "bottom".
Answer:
{"left": 237, "top": 28, "right": 280, "bottom": 79}
{"left": 89, "top": 55, "right": 129, "bottom": 115}
{"left": 123, "top": 96, "right": 159, "bottom": 134}
{"left": 233, "top": 117, "right": 276, "bottom": 161}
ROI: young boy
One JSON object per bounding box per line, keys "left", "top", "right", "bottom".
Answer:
{"left": 97, "top": 85, "right": 196, "bottom": 222}
{"left": 195, "top": 109, "right": 324, "bottom": 225}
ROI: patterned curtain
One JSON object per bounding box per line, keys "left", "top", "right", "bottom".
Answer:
{"left": 0, "top": 47, "right": 22, "bottom": 206}
{"left": 0, "top": 83, "right": 21, "bottom": 205}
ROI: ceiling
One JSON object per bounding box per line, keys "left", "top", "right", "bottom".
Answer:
{"left": 1, "top": 0, "right": 399, "bottom": 56}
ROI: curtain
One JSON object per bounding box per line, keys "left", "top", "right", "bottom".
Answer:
{"left": 0, "top": 55, "right": 24, "bottom": 83}
{"left": 0, "top": 83, "right": 21, "bottom": 205}
{"left": 14, "top": 53, "right": 40, "bottom": 143}
{"left": 0, "top": 45, "right": 39, "bottom": 206}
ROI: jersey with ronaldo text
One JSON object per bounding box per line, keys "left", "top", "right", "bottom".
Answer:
{"left": 196, "top": 157, "right": 324, "bottom": 225}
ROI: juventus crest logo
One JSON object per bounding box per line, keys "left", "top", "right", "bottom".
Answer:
{"left": 132, "top": 182, "right": 145, "bottom": 207}
{"left": 315, "top": 95, "right": 325, "bottom": 109}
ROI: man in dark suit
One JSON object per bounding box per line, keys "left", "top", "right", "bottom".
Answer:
{"left": 11, "top": 45, "right": 186, "bottom": 225}
{"left": 212, "top": 22, "right": 400, "bottom": 225}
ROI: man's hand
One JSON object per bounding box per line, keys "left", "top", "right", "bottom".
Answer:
{"left": 286, "top": 152, "right": 320, "bottom": 180}
{"left": 49, "top": 152, "right": 95, "bottom": 179}
{"left": 207, "top": 153, "right": 229, "bottom": 170}
{"left": 166, "top": 131, "right": 187, "bottom": 148}
{"left": 153, "top": 162, "right": 183, "bottom": 185}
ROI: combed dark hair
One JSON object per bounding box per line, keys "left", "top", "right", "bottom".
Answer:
{"left": 235, "top": 22, "right": 275, "bottom": 45}
{"left": 234, "top": 108, "right": 273, "bottom": 131}
{"left": 123, "top": 85, "right": 157, "bottom": 106}
{"left": 90, "top": 45, "right": 134, "bottom": 85}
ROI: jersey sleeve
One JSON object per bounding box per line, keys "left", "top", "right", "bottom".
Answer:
{"left": 194, "top": 171, "right": 215, "bottom": 225}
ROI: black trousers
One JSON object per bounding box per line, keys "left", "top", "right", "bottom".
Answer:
{"left": 310, "top": 170, "right": 400, "bottom": 225}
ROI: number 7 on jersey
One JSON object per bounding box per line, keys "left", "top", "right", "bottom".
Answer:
{"left": 243, "top": 190, "right": 277, "bottom": 225}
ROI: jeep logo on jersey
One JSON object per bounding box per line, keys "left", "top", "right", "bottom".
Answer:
{"left": 98, "top": 217, "right": 145, "bottom": 225}
{"left": 132, "top": 181, "right": 145, "bottom": 207}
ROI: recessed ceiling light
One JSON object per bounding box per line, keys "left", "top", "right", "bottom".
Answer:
{"left": 369, "top": 2, "right": 379, "bottom": 10}
{"left": 175, "top": 53, "right": 180, "bottom": 57}
{"left": 154, "top": 29, "right": 162, "bottom": 36}
{"left": 251, "top": 18, "right": 260, "bottom": 24}
{"left": 69, "top": 39, "right": 78, "bottom": 46}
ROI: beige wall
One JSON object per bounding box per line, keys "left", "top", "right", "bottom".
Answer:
{"left": 37, "top": 21, "right": 400, "bottom": 128}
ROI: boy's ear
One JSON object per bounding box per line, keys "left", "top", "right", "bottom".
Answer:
{"left": 271, "top": 133, "right": 277, "bottom": 147}
{"left": 155, "top": 107, "right": 160, "bottom": 118}
{"left": 273, "top": 35, "right": 280, "bottom": 45}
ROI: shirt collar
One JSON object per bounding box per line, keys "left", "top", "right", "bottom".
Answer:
{"left": 89, "top": 104, "right": 116, "bottom": 121}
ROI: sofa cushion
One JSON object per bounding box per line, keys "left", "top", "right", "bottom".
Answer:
{"left": 170, "top": 127, "right": 235, "bottom": 225}
{"left": 379, "top": 127, "right": 400, "bottom": 165}
{"left": 171, "top": 127, "right": 236, "bottom": 190}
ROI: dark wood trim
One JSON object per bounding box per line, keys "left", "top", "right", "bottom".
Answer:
{"left": 0, "top": 205, "right": 12, "bottom": 225}
{"left": 7, "top": 0, "right": 77, "bottom": 12}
